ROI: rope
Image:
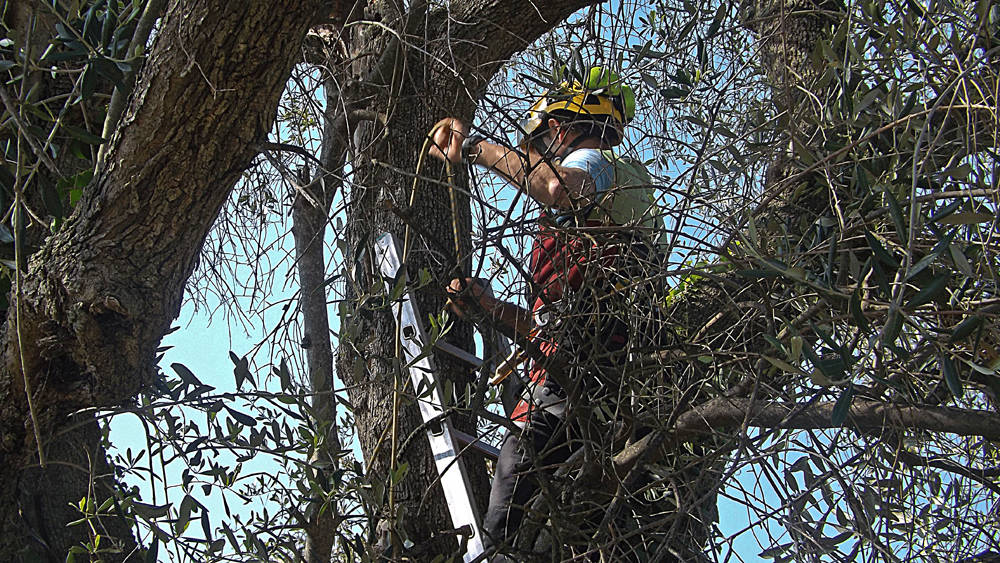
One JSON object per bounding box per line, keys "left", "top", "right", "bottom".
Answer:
{"left": 383, "top": 124, "right": 467, "bottom": 523}
{"left": 405, "top": 123, "right": 462, "bottom": 267}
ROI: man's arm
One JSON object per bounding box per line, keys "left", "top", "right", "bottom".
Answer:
{"left": 446, "top": 278, "right": 534, "bottom": 338}
{"left": 427, "top": 117, "right": 595, "bottom": 209}
{"left": 471, "top": 142, "right": 596, "bottom": 209}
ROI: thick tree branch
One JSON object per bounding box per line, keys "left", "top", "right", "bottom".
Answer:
{"left": 449, "top": 0, "right": 603, "bottom": 80}
{"left": 15, "top": 0, "right": 327, "bottom": 409}
{"left": 678, "top": 397, "right": 1000, "bottom": 439}
{"left": 615, "top": 397, "right": 1000, "bottom": 474}
{"left": 896, "top": 449, "right": 1000, "bottom": 495}
{"left": 0, "top": 1, "right": 329, "bottom": 557}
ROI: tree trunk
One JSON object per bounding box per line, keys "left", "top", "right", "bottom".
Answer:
{"left": 0, "top": 1, "right": 327, "bottom": 559}
{"left": 292, "top": 81, "right": 347, "bottom": 563}
{"left": 745, "top": 0, "right": 842, "bottom": 221}
{"left": 337, "top": 0, "right": 600, "bottom": 556}
{"left": 338, "top": 36, "right": 486, "bottom": 559}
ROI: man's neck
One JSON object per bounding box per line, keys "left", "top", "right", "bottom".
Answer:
{"left": 558, "top": 136, "right": 606, "bottom": 156}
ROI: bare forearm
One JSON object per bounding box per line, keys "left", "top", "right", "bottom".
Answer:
{"left": 447, "top": 278, "right": 534, "bottom": 338}
{"left": 427, "top": 116, "right": 593, "bottom": 207}
{"left": 472, "top": 291, "right": 533, "bottom": 338}
{"left": 474, "top": 142, "right": 527, "bottom": 183}
{"left": 473, "top": 142, "right": 593, "bottom": 208}
{"left": 488, "top": 299, "right": 534, "bottom": 339}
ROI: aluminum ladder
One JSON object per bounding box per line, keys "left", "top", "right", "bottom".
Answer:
{"left": 373, "top": 231, "right": 515, "bottom": 561}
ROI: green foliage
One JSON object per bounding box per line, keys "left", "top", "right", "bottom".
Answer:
{"left": 631, "top": 0, "right": 1000, "bottom": 559}
{"left": 5, "top": 0, "right": 996, "bottom": 560}
{"left": 109, "top": 354, "right": 372, "bottom": 561}
{"left": 1, "top": 0, "right": 148, "bottom": 284}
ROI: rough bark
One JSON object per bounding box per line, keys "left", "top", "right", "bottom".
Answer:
{"left": 336, "top": 0, "right": 599, "bottom": 557}
{"left": 339, "top": 42, "right": 486, "bottom": 559}
{"left": 1, "top": 6, "right": 143, "bottom": 559}
{"left": 743, "top": 0, "right": 841, "bottom": 222}
{"left": 0, "top": 1, "right": 327, "bottom": 559}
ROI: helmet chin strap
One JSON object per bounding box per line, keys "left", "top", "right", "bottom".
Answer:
{"left": 564, "top": 130, "right": 591, "bottom": 151}
{"left": 531, "top": 127, "right": 561, "bottom": 160}
{"left": 532, "top": 120, "right": 587, "bottom": 161}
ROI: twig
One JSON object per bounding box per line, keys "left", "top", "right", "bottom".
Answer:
{"left": 0, "top": 85, "right": 62, "bottom": 178}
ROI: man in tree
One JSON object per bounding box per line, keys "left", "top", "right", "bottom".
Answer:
{"left": 428, "top": 67, "right": 663, "bottom": 556}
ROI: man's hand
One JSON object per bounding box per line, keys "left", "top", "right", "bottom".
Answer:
{"left": 445, "top": 277, "right": 534, "bottom": 338}
{"left": 428, "top": 117, "right": 469, "bottom": 164}
{"left": 445, "top": 277, "right": 488, "bottom": 318}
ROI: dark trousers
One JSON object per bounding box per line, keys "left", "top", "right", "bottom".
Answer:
{"left": 481, "top": 410, "right": 574, "bottom": 554}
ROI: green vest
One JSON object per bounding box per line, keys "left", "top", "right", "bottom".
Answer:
{"left": 591, "top": 150, "right": 665, "bottom": 244}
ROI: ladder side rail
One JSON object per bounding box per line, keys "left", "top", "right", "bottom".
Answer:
{"left": 374, "top": 233, "right": 486, "bottom": 562}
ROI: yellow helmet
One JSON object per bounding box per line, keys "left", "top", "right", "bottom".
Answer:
{"left": 520, "top": 66, "right": 636, "bottom": 148}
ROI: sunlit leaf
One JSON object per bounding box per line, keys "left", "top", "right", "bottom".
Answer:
{"left": 763, "top": 355, "right": 802, "bottom": 374}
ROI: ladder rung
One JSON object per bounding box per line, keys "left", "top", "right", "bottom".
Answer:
{"left": 451, "top": 429, "right": 501, "bottom": 461}
{"left": 435, "top": 340, "right": 483, "bottom": 369}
